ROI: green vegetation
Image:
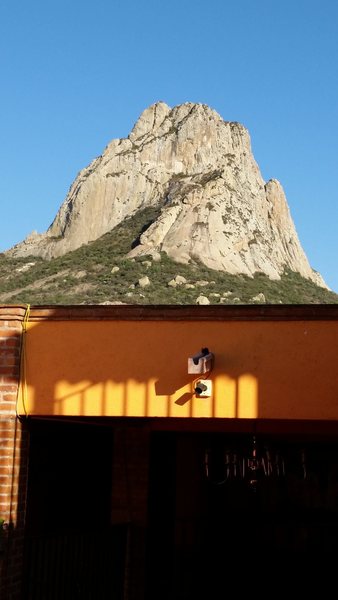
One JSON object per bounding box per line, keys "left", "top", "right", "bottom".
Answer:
{"left": 0, "top": 206, "right": 337, "bottom": 305}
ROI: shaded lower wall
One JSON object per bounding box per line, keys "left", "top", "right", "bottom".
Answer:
{"left": 22, "top": 416, "right": 338, "bottom": 600}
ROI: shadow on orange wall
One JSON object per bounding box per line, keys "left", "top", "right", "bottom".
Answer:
{"left": 18, "top": 316, "right": 338, "bottom": 421}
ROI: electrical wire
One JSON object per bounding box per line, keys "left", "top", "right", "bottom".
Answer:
{"left": 16, "top": 304, "right": 30, "bottom": 419}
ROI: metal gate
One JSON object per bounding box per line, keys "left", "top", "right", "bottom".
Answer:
{"left": 23, "top": 525, "right": 129, "bottom": 600}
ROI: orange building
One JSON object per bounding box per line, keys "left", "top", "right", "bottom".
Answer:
{"left": 1, "top": 304, "right": 338, "bottom": 598}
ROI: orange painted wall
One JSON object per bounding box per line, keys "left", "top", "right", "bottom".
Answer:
{"left": 18, "top": 319, "right": 338, "bottom": 420}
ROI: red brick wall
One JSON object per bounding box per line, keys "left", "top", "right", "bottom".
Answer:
{"left": 0, "top": 307, "right": 28, "bottom": 600}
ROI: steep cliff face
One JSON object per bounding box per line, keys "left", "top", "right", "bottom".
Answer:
{"left": 7, "top": 102, "right": 326, "bottom": 287}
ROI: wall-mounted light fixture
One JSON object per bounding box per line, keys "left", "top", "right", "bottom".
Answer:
{"left": 194, "top": 379, "right": 212, "bottom": 397}
{"left": 188, "top": 347, "right": 214, "bottom": 375}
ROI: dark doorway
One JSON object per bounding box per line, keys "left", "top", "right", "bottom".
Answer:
{"left": 23, "top": 419, "right": 127, "bottom": 599}
{"left": 146, "top": 431, "right": 338, "bottom": 598}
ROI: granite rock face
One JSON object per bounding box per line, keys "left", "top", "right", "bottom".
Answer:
{"left": 7, "top": 102, "right": 326, "bottom": 287}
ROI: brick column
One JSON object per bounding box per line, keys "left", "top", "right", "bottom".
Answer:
{"left": 111, "top": 425, "right": 150, "bottom": 600}
{"left": 0, "top": 306, "right": 28, "bottom": 600}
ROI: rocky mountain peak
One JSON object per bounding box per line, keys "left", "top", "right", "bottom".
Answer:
{"left": 6, "top": 102, "right": 327, "bottom": 288}
{"left": 129, "top": 101, "right": 171, "bottom": 141}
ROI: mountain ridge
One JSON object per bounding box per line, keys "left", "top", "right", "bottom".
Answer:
{"left": 1, "top": 205, "right": 337, "bottom": 305}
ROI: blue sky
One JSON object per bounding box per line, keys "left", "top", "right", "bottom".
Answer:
{"left": 1, "top": 0, "right": 337, "bottom": 291}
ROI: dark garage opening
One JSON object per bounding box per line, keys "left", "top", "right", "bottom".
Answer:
{"left": 23, "top": 419, "right": 126, "bottom": 600}
{"left": 146, "top": 431, "right": 338, "bottom": 598}
{"left": 23, "top": 421, "right": 338, "bottom": 599}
